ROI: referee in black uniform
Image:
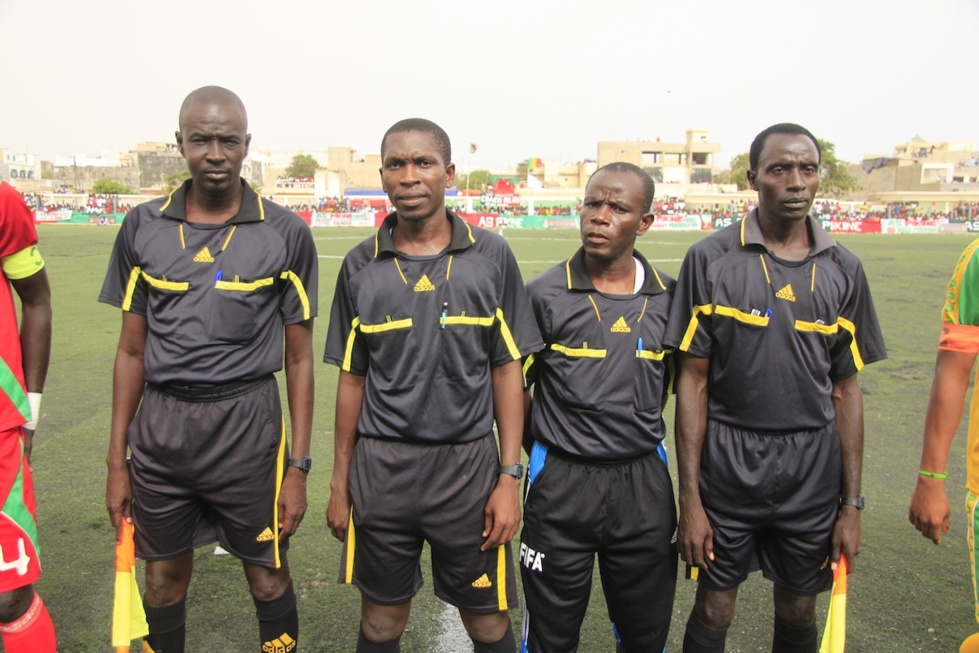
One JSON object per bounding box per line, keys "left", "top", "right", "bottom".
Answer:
{"left": 324, "top": 119, "right": 542, "bottom": 653}
{"left": 520, "top": 163, "right": 677, "bottom": 652}
{"left": 101, "top": 86, "right": 317, "bottom": 653}
{"left": 665, "top": 123, "right": 886, "bottom": 653}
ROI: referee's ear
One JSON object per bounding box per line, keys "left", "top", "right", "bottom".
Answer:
{"left": 637, "top": 211, "right": 655, "bottom": 236}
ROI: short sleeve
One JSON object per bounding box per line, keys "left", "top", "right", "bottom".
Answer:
{"left": 491, "top": 242, "right": 543, "bottom": 368}
{"left": 278, "top": 215, "right": 319, "bottom": 324}
{"left": 98, "top": 211, "right": 148, "bottom": 314}
{"left": 664, "top": 245, "right": 713, "bottom": 357}
{"left": 939, "top": 239, "right": 979, "bottom": 353}
{"left": 830, "top": 257, "right": 887, "bottom": 379}
{"left": 323, "top": 257, "right": 369, "bottom": 375}
{"left": 0, "top": 184, "right": 38, "bottom": 258}
{"left": 521, "top": 276, "right": 551, "bottom": 388}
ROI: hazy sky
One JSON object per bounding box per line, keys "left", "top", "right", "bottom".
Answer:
{"left": 1, "top": 0, "right": 976, "bottom": 170}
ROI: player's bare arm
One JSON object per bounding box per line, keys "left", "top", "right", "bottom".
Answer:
{"left": 675, "top": 353, "right": 714, "bottom": 568}
{"left": 106, "top": 312, "right": 147, "bottom": 540}
{"left": 910, "top": 348, "right": 976, "bottom": 544}
{"left": 482, "top": 360, "right": 523, "bottom": 551}
{"left": 831, "top": 373, "right": 864, "bottom": 570}
{"left": 279, "top": 320, "right": 314, "bottom": 540}
{"left": 10, "top": 268, "right": 51, "bottom": 463}
{"left": 327, "top": 370, "right": 365, "bottom": 541}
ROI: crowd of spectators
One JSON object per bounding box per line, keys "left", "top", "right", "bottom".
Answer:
{"left": 275, "top": 176, "right": 314, "bottom": 188}
{"left": 20, "top": 192, "right": 133, "bottom": 214}
{"left": 281, "top": 196, "right": 390, "bottom": 213}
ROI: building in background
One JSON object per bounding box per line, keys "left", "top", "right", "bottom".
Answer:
{"left": 597, "top": 129, "right": 721, "bottom": 186}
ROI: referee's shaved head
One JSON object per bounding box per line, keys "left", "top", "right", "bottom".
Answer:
{"left": 178, "top": 86, "right": 248, "bottom": 132}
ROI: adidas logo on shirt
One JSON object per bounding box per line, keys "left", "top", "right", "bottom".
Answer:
{"left": 193, "top": 246, "right": 215, "bottom": 263}
{"left": 255, "top": 527, "right": 275, "bottom": 542}
{"left": 471, "top": 573, "right": 493, "bottom": 589}
{"left": 413, "top": 274, "right": 435, "bottom": 292}
{"left": 610, "top": 316, "right": 632, "bottom": 333}
{"left": 775, "top": 284, "right": 796, "bottom": 302}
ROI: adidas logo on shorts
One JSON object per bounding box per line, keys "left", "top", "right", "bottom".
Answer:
{"left": 471, "top": 573, "right": 493, "bottom": 589}
{"left": 256, "top": 527, "right": 275, "bottom": 542}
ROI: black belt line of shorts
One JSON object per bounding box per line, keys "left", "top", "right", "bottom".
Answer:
{"left": 148, "top": 374, "right": 275, "bottom": 402}
{"left": 545, "top": 444, "right": 661, "bottom": 468}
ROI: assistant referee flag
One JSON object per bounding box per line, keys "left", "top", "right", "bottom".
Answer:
{"left": 819, "top": 554, "right": 848, "bottom": 653}
{"left": 112, "top": 520, "right": 148, "bottom": 651}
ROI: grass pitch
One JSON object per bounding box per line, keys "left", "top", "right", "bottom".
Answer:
{"left": 27, "top": 225, "right": 978, "bottom": 651}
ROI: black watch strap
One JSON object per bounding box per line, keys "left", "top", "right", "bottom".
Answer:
{"left": 498, "top": 463, "right": 524, "bottom": 480}
{"left": 287, "top": 457, "right": 312, "bottom": 473}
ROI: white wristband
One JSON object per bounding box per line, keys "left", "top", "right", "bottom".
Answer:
{"left": 25, "top": 393, "right": 41, "bottom": 431}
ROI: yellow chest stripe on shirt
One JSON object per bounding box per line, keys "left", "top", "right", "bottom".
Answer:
{"left": 551, "top": 343, "right": 607, "bottom": 358}
{"left": 140, "top": 271, "right": 189, "bottom": 292}
{"left": 215, "top": 277, "right": 274, "bottom": 292}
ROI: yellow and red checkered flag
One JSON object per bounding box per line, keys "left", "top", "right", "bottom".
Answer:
{"left": 819, "top": 554, "right": 849, "bottom": 653}
{"left": 112, "top": 520, "right": 148, "bottom": 651}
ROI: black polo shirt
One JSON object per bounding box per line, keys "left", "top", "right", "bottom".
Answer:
{"left": 663, "top": 209, "right": 886, "bottom": 431}
{"left": 99, "top": 179, "right": 318, "bottom": 385}
{"left": 324, "top": 210, "right": 543, "bottom": 444}
{"left": 524, "top": 248, "right": 676, "bottom": 460}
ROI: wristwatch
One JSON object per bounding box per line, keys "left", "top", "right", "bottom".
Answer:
{"left": 498, "top": 464, "right": 524, "bottom": 480}
{"left": 287, "top": 457, "right": 312, "bottom": 473}
{"left": 840, "top": 496, "right": 865, "bottom": 511}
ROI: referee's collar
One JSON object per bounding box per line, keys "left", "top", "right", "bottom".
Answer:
{"left": 374, "top": 209, "right": 476, "bottom": 258}
{"left": 160, "top": 178, "right": 265, "bottom": 224}
{"left": 739, "top": 207, "right": 835, "bottom": 255}
{"left": 564, "top": 247, "right": 668, "bottom": 295}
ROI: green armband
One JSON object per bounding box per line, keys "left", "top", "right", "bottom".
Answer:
{"left": 919, "top": 469, "right": 948, "bottom": 480}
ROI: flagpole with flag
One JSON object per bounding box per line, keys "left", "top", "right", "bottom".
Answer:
{"left": 819, "top": 554, "right": 848, "bottom": 653}
{"left": 112, "top": 520, "right": 148, "bottom": 652}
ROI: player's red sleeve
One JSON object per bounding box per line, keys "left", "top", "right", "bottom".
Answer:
{"left": 0, "top": 182, "right": 38, "bottom": 258}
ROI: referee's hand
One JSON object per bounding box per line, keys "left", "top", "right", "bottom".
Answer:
{"left": 106, "top": 463, "right": 133, "bottom": 543}
{"left": 677, "top": 499, "right": 714, "bottom": 569}
{"left": 277, "top": 470, "right": 308, "bottom": 540}
{"left": 327, "top": 487, "right": 351, "bottom": 542}
{"left": 481, "top": 476, "right": 521, "bottom": 551}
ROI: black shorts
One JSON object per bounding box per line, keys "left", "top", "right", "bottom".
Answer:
{"left": 128, "top": 376, "right": 288, "bottom": 567}
{"left": 338, "top": 435, "right": 517, "bottom": 613}
{"left": 698, "top": 420, "right": 840, "bottom": 594}
{"left": 520, "top": 442, "right": 677, "bottom": 653}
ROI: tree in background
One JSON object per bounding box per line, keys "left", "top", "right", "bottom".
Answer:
{"left": 459, "top": 169, "right": 491, "bottom": 191}
{"left": 716, "top": 140, "right": 857, "bottom": 197}
{"left": 91, "top": 178, "right": 132, "bottom": 194}
{"left": 286, "top": 154, "right": 319, "bottom": 179}
{"left": 163, "top": 170, "right": 192, "bottom": 194}
{"left": 719, "top": 152, "right": 750, "bottom": 190}
{"left": 815, "top": 139, "right": 859, "bottom": 198}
